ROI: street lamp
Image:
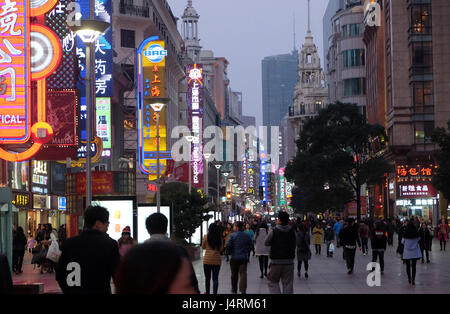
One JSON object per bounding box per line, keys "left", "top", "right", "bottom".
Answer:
{"left": 203, "top": 152, "right": 212, "bottom": 205}
{"left": 185, "top": 135, "right": 196, "bottom": 194}
{"left": 69, "top": 19, "right": 110, "bottom": 208}
{"left": 151, "top": 103, "right": 166, "bottom": 213}
{"left": 214, "top": 162, "right": 222, "bottom": 220}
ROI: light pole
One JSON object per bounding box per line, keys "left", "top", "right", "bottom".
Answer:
{"left": 186, "top": 135, "right": 195, "bottom": 194}
{"left": 150, "top": 103, "right": 166, "bottom": 213}
{"left": 214, "top": 163, "right": 222, "bottom": 220}
{"left": 203, "top": 152, "right": 211, "bottom": 205}
{"left": 70, "top": 19, "right": 110, "bottom": 209}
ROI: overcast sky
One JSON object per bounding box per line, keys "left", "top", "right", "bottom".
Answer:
{"left": 168, "top": 0, "right": 329, "bottom": 126}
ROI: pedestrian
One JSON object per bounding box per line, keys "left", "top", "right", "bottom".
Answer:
{"left": 0, "top": 253, "right": 13, "bottom": 294}
{"left": 324, "top": 224, "right": 335, "bottom": 257}
{"left": 225, "top": 221, "right": 253, "bottom": 294}
{"left": 56, "top": 205, "right": 120, "bottom": 294}
{"left": 145, "top": 213, "right": 170, "bottom": 243}
{"left": 359, "top": 222, "right": 370, "bottom": 255}
{"left": 402, "top": 219, "right": 422, "bottom": 285}
{"left": 397, "top": 219, "right": 408, "bottom": 259}
{"left": 27, "top": 234, "right": 36, "bottom": 254}
{"left": 387, "top": 219, "right": 395, "bottom": 246}
{"left": 265, "top": 211, "right": 296, "bottom": 294}
{"left": 339, "top": 218, "right": 362, "bottom": 274}
{"left": 437, "top": 218, "right": 449, "bottom": 251}
{"left": 201, "top": 223, "right": 223, "bottom": 294}
{"left": 222, "top": 223, "right": 233, "bottom": 262}
{"left": 419, "top": 223, "right": 432, "bottom": 264}
{"left": 12, "top": 226, "right": 27, "bottom": 274}
{"left": 118, "top": 226, "right": 136, "bottom": 258}
{"left": 115, "top": 241, "right": 199, "bottom": 294}
{"left": 254, "top": 221, "right": 270, "bottom": 278}
{"left": 296, "top": 222, "right": 311, "bottom": 278}
{"left": 370, "top": 221, "right": 387, "bottom": 273}
{"left": 244, "top": 223, "right": 255, "bottom": 259}
{"left": 312, "top": 222, "right": 323, "bottom": 255}
{"left": 334, "top": 219, "right": 343, "bottom": 247}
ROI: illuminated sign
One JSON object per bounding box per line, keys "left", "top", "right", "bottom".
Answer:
{"left": 96, "top": 97, "right": 111, "bottom": 150}
{"left": 279, "top": 168, "right": 286, "bottom": 206}
{"left": 12, "top": 192, "right": 30, "bottom": 209}
{"left": 242, "top": 154, "right": 248, "bottom": 193}
{"left": 188, "top": 64, "right": 204, "bottom": 189}
{"left": 32, "top": 161, "right": 49, "bottom": 194}
{"left": 58, "top": 197, "right": 66, "bottom": 211}
{"left": 398, "top": 183, "right": 437, "bottom": 199}
{"left": 396, "top": 164, "right": 436, "bottom": 182}
{"left": 364, "top": 0, "right": 381, "bottom": 27}
{"left": 137, "top": 36, "right": 169, "bottom": 179}
{"left": 260, "top": 151, "right": 268, "bottom": 204}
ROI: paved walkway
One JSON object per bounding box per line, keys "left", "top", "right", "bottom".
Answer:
{"left": 12, "top": 236, "right": 450, "bottom": 294}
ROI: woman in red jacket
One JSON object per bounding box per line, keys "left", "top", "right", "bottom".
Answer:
{"left": 438, "top": 218, "right": 449, "bottom": 251}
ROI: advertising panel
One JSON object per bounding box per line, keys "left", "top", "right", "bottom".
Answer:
{"left": 260, "top": 151, "right": 268, "bottom": 204}
{"left": 187, "top": 64, "right": 204, "bottom": 190}
{"left": 93, "top": 199, "right": 134, "bottom": 241}
{"left": 75, "top": 171, "right": 114, "bottom": 194}
{"left": 137, "top": 206, "right": 171, "bottom": 243}
{"left": 398, "top": 183, "right": 437, "bottom": 199}
{"left": 96, "top": 97, "right": 111, "bottom": 149}
{"left": 137, "top": 36, "right": 169, "bottom": 179}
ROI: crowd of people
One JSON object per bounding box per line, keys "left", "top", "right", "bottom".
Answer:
{"left": 5, "top": 205, "right": 449, "bottom": 294}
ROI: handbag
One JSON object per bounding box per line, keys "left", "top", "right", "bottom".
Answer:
{"left": 329, "top": 243, "right": 335, "bottom": 252}
{"left": 46, "top": 240, "right": 61, "bottom": 263}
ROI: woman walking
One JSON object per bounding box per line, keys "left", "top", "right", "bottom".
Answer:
{"left": 296, "top": 223, "right": 311, "bottom": 278}
{"left": 402, "top": 219, "right": 422, "bottom": 285}
{"left": 222, "top": 223, "right": 233, "bottom": 262}
{"left": 202, "top": 223, "right": 223, "bottom": 294}
{"left": 437, "top": 218, "right": 448, "bottom": 251}
{"left": 312, "top": 223, "right": 323, "bottom": 255}
{"left": 254, "top": 222, "right": 270, "bottom": 278}
{"left": 419, "top": 223, "right": 432, "bottom": 263}
{"left": 12, "top": 227, "right": 27, "bottom": 274}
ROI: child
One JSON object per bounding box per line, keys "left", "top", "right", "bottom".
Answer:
{"left": 27, "top": 235, "right": 36, "bottom": 253}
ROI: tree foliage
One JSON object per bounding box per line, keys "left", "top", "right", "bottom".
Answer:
{"left": 432, "top": 121, "right": 450, "bottom": 201}
{"left": 285, "top": 103, "right": 391, "bottom": 222}
{"left": 159, "top": 182, "right": 212, "bottom": 245}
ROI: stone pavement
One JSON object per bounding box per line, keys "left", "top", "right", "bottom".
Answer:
{"left": 12, "top": 236, "right": 450, "bottom": 294}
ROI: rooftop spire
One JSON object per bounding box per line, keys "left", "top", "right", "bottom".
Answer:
{"left": 188, "top": 0, "right": 192, "bottom": 7}
{"left": 305, "top": 0, "right": 313, "bottom": 43}
{"left": 293, "top": 13, "right": 296, "bottom": 52}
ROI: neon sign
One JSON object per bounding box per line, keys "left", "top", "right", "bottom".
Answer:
{"left": 137, "top": 36, "right": 169, "bottom": 179}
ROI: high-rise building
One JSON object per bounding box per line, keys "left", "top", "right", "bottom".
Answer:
{"left": 324, "top": 0, "right": 366, "bottom": 114}
{"left": 363, "top": 0, "right": 450, "bottom": 222}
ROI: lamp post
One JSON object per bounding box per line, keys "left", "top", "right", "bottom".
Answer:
{"left": 70, "top": 19, "right": 110, "bottom": 209}
{"left": 185, "top": 135, "right": 195, "bottom": 194}
{"left": 214, "top": 163, "right": 222, "bottom": 220}
{"left": 203, "top": 152, "right": 211, "bottom": 205}
{"left": 150, "top": 103, "right": 165, "bottom": 213}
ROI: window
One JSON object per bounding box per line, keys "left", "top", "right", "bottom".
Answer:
{"left": 333, "top": 18, "right": 340, "bottom": 34}
{"left": 344, "top": 78, "right": 366, "bottom": 96}
{"left": 300, "top": 103, "right": 305, "bottom": 115}
{"left": 121, "top": 29, "right": 135, "bottom": 48}
{"left": 410, "top": 4, "right": 432, "bottom": 35}
{"left": 411, "top": 42, "right": 433, "bottom": 74}
{"left": 343, "top": 49, "right": 365, "bottom": 67}
{"left": 415, "top": 122, "right": 434, "bottom": 144}
{"left": 342, "top": 24, "right": 360, "bottom": 37}
{"left": 413, "top": 81, "right": 433, "bottom": 110}
{"left": 342, "top": 25, "right": 348, "bottom": 38}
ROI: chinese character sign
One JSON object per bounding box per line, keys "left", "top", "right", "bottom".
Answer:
{"left": 137, "top": 37, "right": 169, "bottom": 179}
{"left": 396, "top": 164, "right": 435, "bottom": 182}
{"left": 398, "top": 183, "right": 437, "bottom": 198}
{"left": 260, "top": 151, "right": 268, "bottom": 204}
{"left": 279, "top": 168, "right": 286, "bottom": 206}
{"left": 188, "top": 64, "right": 204, "bottom": 189}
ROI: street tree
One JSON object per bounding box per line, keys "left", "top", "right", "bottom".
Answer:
{"left": 285, "top": 102, "right": 390, "bottom": 223}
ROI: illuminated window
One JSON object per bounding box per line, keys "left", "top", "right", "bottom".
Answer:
{"left": 410, "top": 4, "right": 432, "bottom": 35}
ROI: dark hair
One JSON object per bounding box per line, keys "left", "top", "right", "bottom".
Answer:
{"left": 16, "top": 226, "right": 25, "bottom": 236}
{"left": 278, "top": 211, "right": 290, "bottom": 225}
{"left": 207, "top": 223, "right": 222, "bottom": 251}
{"left": 146, "top": 213, "right": 168, "bottom": 235}
{"left": 115, "top": 242, "right": 193, "bottom": 294}
{"left": 403, "top": 219, "right": 420, "bottom": 239}
{"left": 84, "top": 206, "right": 109, "bottom": 229}
{"left": 234, "top": 221, "right": 244, "bottom": 231}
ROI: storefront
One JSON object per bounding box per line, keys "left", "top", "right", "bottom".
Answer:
{"left": 395, "top": 163, "right": 439, "bottom": 223}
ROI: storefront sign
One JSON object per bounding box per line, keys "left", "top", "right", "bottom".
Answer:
{"left": 398, "top": 183, "right": 437, "bottom": 198}
{"left": 33, "top": 194, "right": 50, "bottom": 209}
{"left": 96, "top": 97, "right": 111, "bottom": 150}
{"left": 32, "top": 161, "right": 49, "bottom": 194}
{"left": 58, "top": 196, "right": 66, "bottom": 211}
{"left": 260, "top": 151, "right": 268, "bottom": 204}
{"left": 12, "top": 192, "right": 30, "bottom": 210}
{"left": 75, "top": 171, "right": 114, "bottom": 194}
{"left": 396, "top": 164, "right": 435, "bottom": 182}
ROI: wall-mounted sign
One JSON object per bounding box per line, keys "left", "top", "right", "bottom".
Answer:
{"left": 12, "top": 192, "right": 30, "bottom": 210}
{"left": 396, "top": 164, "right": 436, "bottom": 183}
{"left": 75, "top": 171, "right": 114, "bottom": 195}
{"left": 137, "top": 36, "right": 169, "bottom": 180}
{"left": 398, "top": 183, "right": 437, "bottom": 199}
{"left": 32, "top": 161, "right": 49, "bottom": 194}
{"left": 58, "top": 197, "right": 66, "bottom": 211}
{"left": 96, "top": 97, "right": 111, "bottom": 150}
{"left": 260, "top": 151, "right": 268, "bottom": 204}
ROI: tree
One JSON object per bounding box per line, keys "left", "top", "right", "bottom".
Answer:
{"left": 432, "top": 120, "right": 450, "bottom": 202}
{"left": 159, "top": 182, "right": 213, "bottom": 245}
{"left": 285, "top": 103, "right": 390, "bottom": 223}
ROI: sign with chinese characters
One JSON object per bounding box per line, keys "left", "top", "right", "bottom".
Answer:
{"left": 96, "top": 97, "right": 111, "bottom": 150}
{"left": 0, "top": 0, "right": 31, "bottom": 144}
{"left": 398, "top": 183, "right": 437, "bottom": 199}
{"left": 188, "top": 64, "right": 204, "bottom": 189}
{"left": 242, "top": 153, "right": 248, "bottom": 193}
{"left": 32, "top": 161, "right": 49, "bottom": 194}
{"left": 137, "top": 36, "right": 169, "bottom": 179}
{"left": 248, "top": 163, "right": 255, "bottom": 195}
{"left": 279, "top": 168, "right": 286, "bottom": 206}
{"left": 58, "top": 196, "right": 66, "bottom": 211}
{"left": 260, "top": 151, "right": 268, "bottom": 204}
{"left": 396, "top": 164, "right": 435, "bottom": 182}
{"left": 75, "top": 171, "right": 114, "bottom": 194}
{"left": 12, "top": 192, "right": 30, "bottom": 210}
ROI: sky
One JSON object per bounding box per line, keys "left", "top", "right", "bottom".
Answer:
{"left": 168, "top": 0, "right": 330, "bottom": 126}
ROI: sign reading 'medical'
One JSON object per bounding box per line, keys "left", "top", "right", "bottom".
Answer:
{"left": 137, "top": 36, "right": 170, "bottom": 179}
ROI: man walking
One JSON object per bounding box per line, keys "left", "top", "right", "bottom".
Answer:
{"left": 333, "top": 219, "right": 343, "bottom": 248}
{"left": 339, "top": 218, "right": 361, "bottom": 274}
{"left": 265, "top": 211, "right": 296, "bottom": 294}
{"left": 225, "top": 221, "right": 254, "bottom": 294}
{"left": 56, "top": 206, "right": 120, "bottom": 294}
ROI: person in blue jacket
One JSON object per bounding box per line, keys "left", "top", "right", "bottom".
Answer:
{"left": 226, "top": 221, "right": 254, "bottom": 294}
{"left": 333, "top": 219, "right": 344, "bottom": 247}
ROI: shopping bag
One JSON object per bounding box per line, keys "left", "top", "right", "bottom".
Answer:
{"left": 329, "top": 243, "right": 335, "bottom": 252}
{"left": 46, "top": 240, "right": 61, "bottom": 263}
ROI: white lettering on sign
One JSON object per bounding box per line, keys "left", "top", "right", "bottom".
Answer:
{"left": 0, "top": 114, "right": 21, "bottom": 124}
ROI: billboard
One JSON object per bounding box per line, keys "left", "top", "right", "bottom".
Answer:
{"left": 137, "top": 36, "right": 169, "bottom": 179}
{"left": 93, "top": 199, "right": 134, "bottom": 241}
{"left": 188, "top": 64, "right": 204, "bottom": 190}
{"left": 96, "top": 97, "right": 111, "bottom": 149}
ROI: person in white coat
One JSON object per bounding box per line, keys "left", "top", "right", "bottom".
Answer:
{"left": 254, "top": 221, "right": 270, "bottom": 278}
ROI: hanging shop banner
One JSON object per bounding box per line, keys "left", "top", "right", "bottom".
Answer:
{"left": 260, "top": 151, "right": 268, "bottom": 204}
{"left": 279, "top": 168, "right": 286, "bottom": 206}
{"left": 242, "top": 153, "right": 248, "bottom": 193}
{"left": 96, "top": 97, "right": 111, "bottom": 150}
{"left": 137, "top": 36, "right": 169, "bottom": 179}
{"left": 32, "top": 161, "right": 49, "bottom": 194}
{"left": 188, "top": 64, "right": 204, "bottom": 190}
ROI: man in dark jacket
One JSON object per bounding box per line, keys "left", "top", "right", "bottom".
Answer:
{"left": 371, "top": 221, "right": 387, "bottom": 273}
{"left": 386, "top": 219, "right": 395, "bottom": 246}
{"left": 265, "top": 211, "right": 296, "bottom": 294}
{"left": 225, "top": 221, "right": 254, "bottom": 294}
{"left": 339, "top": 218, "right": 361, "bottom": 274}
{"left": 56, "top": 206, "right": 120, "bottom": 294}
